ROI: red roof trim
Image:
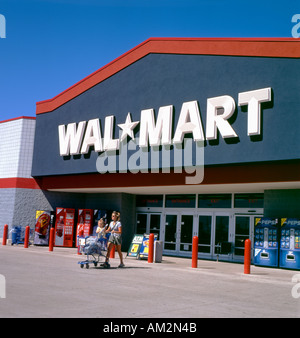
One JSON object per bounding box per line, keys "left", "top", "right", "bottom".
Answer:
{"left": 36, "top": 37, "right": 300, "bottom": 115}
{"left": 0, "top": 116, "right": 36, "bottom": 124}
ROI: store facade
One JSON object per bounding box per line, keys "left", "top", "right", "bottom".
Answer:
{"left": 2, "top": 38, "right": 300, "bottom": 261}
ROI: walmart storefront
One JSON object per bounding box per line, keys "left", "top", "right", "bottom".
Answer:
{"left": 29, "top": 38, "right": 300, "bottom": 261}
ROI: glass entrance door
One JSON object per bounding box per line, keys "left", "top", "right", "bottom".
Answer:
{"left": 198, "top": 215, "right": 212, "bottom": 255}
{"left": 161, "top": 210, "right": 263, "bottom": 261}
{"left": 136, "top": 213, "right": 147, "bottom": 234}
{"left": 164, "top": 214, "right": 177, "bottom": 251}
{"left": 136, "top": 213, "right": 161, "bottom": 239}
{"left": 149, "top": 214, "right": 161, "bottom": 238}
{"left": 214, "top": 215, "right": 230, "bottom": 257}
{"left": 234, "top": 215, "right": 250, "bottom": 257}
{"left": 197, "top": 212, "right": 232, "bottom": 260}
{"left": 196, "top": 213, "right": 263, "bottom": 261}
{"left": 233, "top": 214, "right": 262, "bottom": 261}
{"left": 163, "top": 213, "right": 195, "bottom": 255}
{"left": 179, "top": 215, "right": 194, "bottom": 253}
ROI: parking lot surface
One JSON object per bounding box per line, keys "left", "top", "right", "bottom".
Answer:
{"left": 0, "top": 244, "right": 299, "bottom": 318}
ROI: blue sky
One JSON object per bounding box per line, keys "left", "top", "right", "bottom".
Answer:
{"left": 0, "top": 0, "right": 298, "bottom": 121}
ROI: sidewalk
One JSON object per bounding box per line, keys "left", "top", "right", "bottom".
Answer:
{"left": 1, "top": 241, "right": 298, "bottom": 287}
{"left": 0, "top": 243, "right": 299, "bottom": 318}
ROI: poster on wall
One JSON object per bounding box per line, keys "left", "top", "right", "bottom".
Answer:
{"left": 34, "top": 210, "right": 53, "bottom": 246}
{"left": 138, "top": 234, "right": 158, "bottom": 259}
{"left": 127, "top": 234, "right": 144, "bottom": 258}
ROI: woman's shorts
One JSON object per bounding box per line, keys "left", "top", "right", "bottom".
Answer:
{"left": 108, "top": 234, "right": 122, "bottom": 246}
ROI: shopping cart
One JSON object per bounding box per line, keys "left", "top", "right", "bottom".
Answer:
{"left": 77, "top": 236, "right": 108, "bottom": 269}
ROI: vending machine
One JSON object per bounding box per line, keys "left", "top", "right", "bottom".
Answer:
{"left": 33, "top": 210, "right": 54, "bottom": 246}
{"left": 76, "top": 209, "right": 93, "bottom": 239}
{"left": 54, "top": 208, "right": 75, "bottom": 247}
{"left": 280, "top": 218, "right": 300, "bottom": 270}
{"left": 254, "top": 217, "right": 279, "bottom": 267}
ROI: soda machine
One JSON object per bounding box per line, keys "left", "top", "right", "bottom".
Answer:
{"left": 254, "top": 217, "right": 279, "bottom": 267}
{"left": 76, "top": 209, "right": 93, "bottom": 238}
{"left": 54, "top": 208, "right": 75, "bottom": 247}
{"left": 280, "top": 218, "right": 300, "bottom": 270}
{"left": 33, "top": 210, "right": 54, "bottom": 245}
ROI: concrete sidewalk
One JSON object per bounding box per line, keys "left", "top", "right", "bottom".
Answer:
{"left": 0, "top": 243, "right": 299, "bottom": 318}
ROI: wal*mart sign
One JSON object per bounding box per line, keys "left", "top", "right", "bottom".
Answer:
{"left": 58, "top": 87, "right": 271, "bottom": 157}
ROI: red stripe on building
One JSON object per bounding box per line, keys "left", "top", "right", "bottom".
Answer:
{"left": 0, "top": 177, "right": 41, "bottom": 189}
{"left": 39, "top": 161, "right": 300, "bottom": 190}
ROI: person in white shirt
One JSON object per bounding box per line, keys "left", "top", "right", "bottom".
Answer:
{"left": 96, "top": 218, "right": 107, "bottom": 238}
{"left": 104, "top": 211, "right": 125, "bottom": 268}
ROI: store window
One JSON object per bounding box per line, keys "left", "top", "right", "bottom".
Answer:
{"left": 234, "top": 193, "right": 264, "bottom": 208}
{"left": 198, "top": 194, "right": 232, "bottom": 208}
{"left": 136, "top": 195, "right": 163, "bottom": 208}
{"left": 165, "top": 195, "right": 196, "bottom": 208}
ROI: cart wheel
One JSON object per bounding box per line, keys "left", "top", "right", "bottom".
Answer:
{"left": 94, "top": 262, "right": 98, "bottom": 267}
{"left": 86, "top": 263, "right": 89, "bottom": 269}
{"left": 80, "top": 264, "right": 84, "bottom": 268}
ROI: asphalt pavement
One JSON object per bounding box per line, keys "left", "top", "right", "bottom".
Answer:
{"left": 0, "top": 243, "right": 299, "bottom": 318}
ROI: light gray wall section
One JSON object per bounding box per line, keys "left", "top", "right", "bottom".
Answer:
{"left": 0, "top": 188, "right": 136, "bottom": 250}
{"left": 0, "top": 188, "right": 56, "bottom": 237}
{"left": 0, "top": 188, "right": 17, "bottom": 236}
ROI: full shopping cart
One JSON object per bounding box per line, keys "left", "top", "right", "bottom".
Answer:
{"left": 77, "top": 236, "right": 109, "bottom": 269}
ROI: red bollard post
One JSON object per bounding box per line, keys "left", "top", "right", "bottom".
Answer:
{"left": 244, "top": 239, "right": 251, "bottom": 274}
{"left": 24, "top": 226, "right": 30, "bottom": 248}
{"left": 2, "top": 224, "right": 8, "bottom": 246}
{"left": 49, "top": 227, "right": 54, "bottom": 252}
{"left": 110, "top": 244, "right": 115, "bottom": 258}
{"left": 77, "top": 227, "right": 84, "bottom": 255}
{"left": 148, "top": 233, "right": 154, "bottom": 263}
{"left": 192, "top": 236, "right": 198, "bottom": 268}
{"left": 77, "top": 237, "right": 82, "bottom": 255}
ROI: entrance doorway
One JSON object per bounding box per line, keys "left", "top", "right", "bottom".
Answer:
{"left": 233, "top": 214, "right": 262, "bottom": 261}
{"left": 197, "top": 213, "right": 232, "bottom": 260}
{"left": 163, "top": 213, "right": 195, "bottom": 255}
{"left": 137, "top": 210, "right": 263, "bottom": 262}
{"left": 136, "top": 213, "right": 161, "bottom": 239}
{"left": 197, "top": 212, "right": 262, "bottom": 261}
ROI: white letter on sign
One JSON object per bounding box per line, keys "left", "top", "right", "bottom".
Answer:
{"left": 238, "top": 87, "right": 271, "bottom": 136}
{"left": 206, "top": 95, "right": 238, "bottom": 140}
{"left": 58, "top": 121, "right": 86, "bottom": 156}
{"left": 173, "top": 101, "right": 205, "bottom": 144}
{"left": 81, "top": 118, "right": 103, "bottom": 154}
{"left": 139, "top": 105, "right": 173, "bottom": 147}
{"left": 103, "top": 116, "right": 119, "bottom": 151}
